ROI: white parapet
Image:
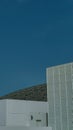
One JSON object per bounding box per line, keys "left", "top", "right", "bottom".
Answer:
{"left": 0, "top": 126, "right": 52, "bottom": 130}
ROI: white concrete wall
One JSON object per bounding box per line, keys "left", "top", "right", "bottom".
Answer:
{"left": 0, "top": 100, "right": 7, "bottom": 126}
{"left": 46, "top": 63, "right": 73, "bottom": 130}
{"left": 0, "top": 126, "right": 52, "bottom": 130}
{"left": 6, "top": 100, "right": 48, "bottom": 126}
{"left": 0, "top": 99, "right": 48, "bottom": 127}
{"left": 7, "top": 100, "right": 48, "bottom": 113}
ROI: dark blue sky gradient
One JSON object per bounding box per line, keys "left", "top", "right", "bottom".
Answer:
{"left": 0, "top": 0, "right": 73, "bottom": 95}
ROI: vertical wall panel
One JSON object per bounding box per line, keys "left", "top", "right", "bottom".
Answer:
{"left": 47, "top": 63, "right": 73, "bottom": 130}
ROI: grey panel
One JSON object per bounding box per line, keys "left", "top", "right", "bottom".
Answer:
{"left": 47, "top": 63, "right": 73, "bottom": 130}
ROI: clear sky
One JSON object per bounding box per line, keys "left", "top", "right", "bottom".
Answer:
{"left": 0, "top": 0, "right": 73, "bottom": 96}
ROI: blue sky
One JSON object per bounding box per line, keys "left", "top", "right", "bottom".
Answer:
{"left": 0, "top": 0, "right": 73, "bottom": 95}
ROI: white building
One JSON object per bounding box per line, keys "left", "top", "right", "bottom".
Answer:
{"left": 46, "top": 62, "right": 73, "bottom": 130}
{"left": 0, "top": 99, "right": 48, "bottom": 127}
{"left": 0, "top": 99, "right": 52, "bottom": 130}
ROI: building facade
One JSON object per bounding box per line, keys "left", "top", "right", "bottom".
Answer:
{"left": 0, "top": 99, "right": 48, "bottom": 127}
{"left": 46, "top": 62, "right": 73, "bottom": 130}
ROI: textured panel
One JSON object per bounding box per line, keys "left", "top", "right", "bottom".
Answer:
{"left": 47, "top": 63, "right": 73, "bottom": 130}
